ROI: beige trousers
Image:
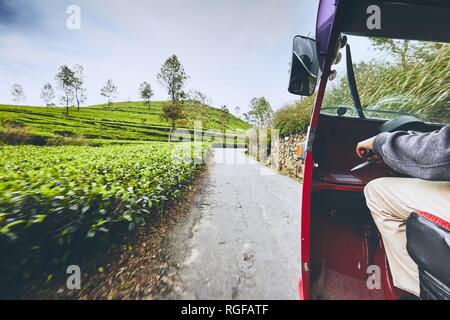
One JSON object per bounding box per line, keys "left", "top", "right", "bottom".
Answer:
{"left": 364, "top": 177, "right": 450, "bottom": 297}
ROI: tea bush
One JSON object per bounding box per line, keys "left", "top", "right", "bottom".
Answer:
{"left": 0, "top": 143, "right": 209, "bottom": 282}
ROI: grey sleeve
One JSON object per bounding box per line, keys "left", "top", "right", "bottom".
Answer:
{"left": 373, "top": 125, "right": 450, "bottom": 181}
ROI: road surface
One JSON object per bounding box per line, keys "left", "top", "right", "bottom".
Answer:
{"left": 160, "top": 148, "right": 302, "bottom": 300}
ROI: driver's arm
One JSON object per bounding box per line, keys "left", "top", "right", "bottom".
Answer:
{"left": 357, "top": 125, "right": 450, "bottom": 181}
{"left": 373, "top": 125, "right": 450, "bottom": 181}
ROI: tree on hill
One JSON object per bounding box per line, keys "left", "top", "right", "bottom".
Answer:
{"left": 189, "top": 90, "right": 210, "bottom": 105}
{"left": 11, "top": 84, "right": 26, "bottom": 104}
{"left": 139, "top": 81, "right": 154, "bottom": 110}
{"left": 161, "top": 103, "right": 184, "bottom": 130}
{"left": 157, "top": 54, "right": 189, "bottom": 102}
{"left": 100, "top": 79, "right": 118, "bottom": 109}
{"left": 73, "top": 64, "right": 87, "bottom": 111}
{"left": 219, "top": 105, "right": 230, "bottom": 132}
{"left": 247, "top": 97, "right": 273, "bottom": 128}
{"left": 157, "top": 54, "right": 189, "bottom": 130}
{"left": 234, "top": 106, "right": 241, "bottom": 117}
{"left": 40, "top": 83, "right": 55, "bottom": 106}
{"left": 188, "top": 90, "right": 211, "bottom": 128}
{"left": 55, "top": 65, "right": 76, "bottom": 115}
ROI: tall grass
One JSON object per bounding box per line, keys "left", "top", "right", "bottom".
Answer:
{"left": 272, "top": 96, "right": 314, "bottom": 137}
{"left": 324, "top": 42, "right": 450, "bottom": 122}
{"left": 273, "top": 42, "right": 449, "bottom": 136}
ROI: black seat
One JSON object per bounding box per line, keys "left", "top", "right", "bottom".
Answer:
{"left": 406, "top": 211, "right": 450, "bottom": 300}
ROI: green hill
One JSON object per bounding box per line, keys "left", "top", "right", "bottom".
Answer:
{"left": 0, "top": 101, "right": 251, "bottom": 145}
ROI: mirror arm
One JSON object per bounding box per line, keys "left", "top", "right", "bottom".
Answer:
{"left": 345, "top": 44, "right": 365, "bottom": 119}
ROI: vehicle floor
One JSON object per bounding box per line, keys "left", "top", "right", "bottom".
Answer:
{"left": 312, "top": 264, "right": 386, "bottom": 300}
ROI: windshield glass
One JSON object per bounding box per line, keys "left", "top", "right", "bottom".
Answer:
{"left": 321, "top": 36, "right": 450, "bottom": 125}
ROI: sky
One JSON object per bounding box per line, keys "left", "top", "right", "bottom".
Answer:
{"left": 0, "top": 0, "right": 377, "bottom": 113}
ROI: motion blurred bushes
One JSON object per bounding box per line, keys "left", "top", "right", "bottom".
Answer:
{"left": 272, "top": 96, "right": 314, "bottom": 137}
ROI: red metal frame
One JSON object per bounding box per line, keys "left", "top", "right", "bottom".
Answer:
{"left": 298, "top": 73, "right": 329, "bottom": 300}
{"left": 298, "top": 73, "right": 404, "bottom": 299}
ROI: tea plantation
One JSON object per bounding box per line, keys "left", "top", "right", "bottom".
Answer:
{"left": 0, "top": 102, "right": 249, "bottom": 292}
{"left": 0, "top": 101, "right": 250, "bottom": 144}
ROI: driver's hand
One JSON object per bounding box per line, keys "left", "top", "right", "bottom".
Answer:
{"left": 356, "top": 137, "right": 376, "bottom": 159}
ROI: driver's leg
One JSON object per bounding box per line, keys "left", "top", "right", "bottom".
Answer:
{"left": 364, "top": 177, "right": 450, "bottom": 297}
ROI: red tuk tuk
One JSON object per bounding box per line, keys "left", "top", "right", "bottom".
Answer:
{"left": 288, "top": 0, "right": 450, "bottom": 300}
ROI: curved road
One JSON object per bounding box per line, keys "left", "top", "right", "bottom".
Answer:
{"left": 160, "top": 148, "right": 302, "bottom": 300}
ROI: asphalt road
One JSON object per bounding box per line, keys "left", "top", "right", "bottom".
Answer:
{"left": 161, "top": 148, "right": 302, "bottom": 300}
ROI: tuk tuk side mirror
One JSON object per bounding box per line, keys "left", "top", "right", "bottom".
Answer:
{"left": 288, "top": 36, "right": 319, "bottom": 96}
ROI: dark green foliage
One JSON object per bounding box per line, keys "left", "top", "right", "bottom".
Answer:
{"left": 161, "top": 102, "right": 184, "bottom": 129}
{"left": 55, "top": 65, "right": 76, "bottom": 115}
{"left": 157, "top": 55, "right": 189, "bottom": 102}
{"left": 139, "top": 82, "right": 154, "bottom": 110}
{"left": 219, "top": 105, "right": 230, "bottom": 132}
{"left": 246, "top": 97, "right": 273, "bottom": 128}
{"left": 272, "top": 96, "right": 314, "bottom": 137}
{"left": 100, "top": 79, "right": 118, "bottom": 108}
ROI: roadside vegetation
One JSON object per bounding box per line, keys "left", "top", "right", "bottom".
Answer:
{"left": 0, "top": 143, "right": 208, "bottom": 294}
{"left": 272, "top": 96, "right": 314, "bottom": 137}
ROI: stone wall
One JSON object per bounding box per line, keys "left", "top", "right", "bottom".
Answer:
{"left": 268, "top": 133, "right": 306, "bottom": 180}
{"left": 247, "top": 131, "right": 306, "bottom": 181}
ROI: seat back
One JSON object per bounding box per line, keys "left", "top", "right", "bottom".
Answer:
{"left": 406, "top": 211, "right": 450, "bottom": 300}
